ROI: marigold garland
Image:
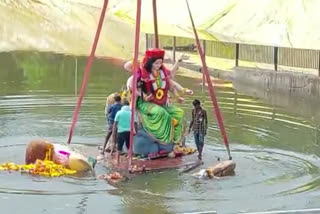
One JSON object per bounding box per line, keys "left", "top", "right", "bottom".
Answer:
{"left": 0, "top": 160, "right": 77, "bottom": 177}
{"left": 0, "top": 148, "right": 77, "bottom": 177}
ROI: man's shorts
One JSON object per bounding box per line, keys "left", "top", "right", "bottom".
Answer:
{"left": 107, "top": 122, "right": 114, "bottom": 132}
{"left": 117, "top": 131, "right": 130, "bottom": 151}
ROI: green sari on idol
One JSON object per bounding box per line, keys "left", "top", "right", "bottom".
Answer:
{"left": 136, "top": 97, "right": 184, "bottom": 144}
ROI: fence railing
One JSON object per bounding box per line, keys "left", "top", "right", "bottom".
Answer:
{"left": 146, "top": 33, "right": 320, "bottom": 76}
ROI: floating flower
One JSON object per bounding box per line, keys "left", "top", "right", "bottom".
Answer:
{"left": 0, "top": 160, "right": 76, "bottom": 177}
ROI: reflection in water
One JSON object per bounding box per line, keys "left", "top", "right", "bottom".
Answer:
{"left": 1, "top": 51, "right": 320, "bottom": 213}
{"left": 77, "top": 195, "right": 88, "bottom": 214}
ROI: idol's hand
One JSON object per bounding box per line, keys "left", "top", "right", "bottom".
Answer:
{"left": 145, "top": 94, "right": 154, "bottom": 101}
{"left": 177, "top": 53, "right": 189, "bottom": 62}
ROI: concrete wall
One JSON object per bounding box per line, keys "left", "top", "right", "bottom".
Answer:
{"left": 234, "top": 67, "right": 320, "bottom": 98}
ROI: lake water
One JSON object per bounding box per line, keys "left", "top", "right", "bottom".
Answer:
{"left": 1, "top": 52, "right": 320, "bottom": 214}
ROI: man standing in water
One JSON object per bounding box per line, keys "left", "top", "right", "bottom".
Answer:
{"left": 101, "top": 95, "right": 122, "bottom": 154}
{"left": 189, "top": 99, "right": 208, "bottom": 160}
{"left": 113, "top": 101, "right": 138, "bottom": 165}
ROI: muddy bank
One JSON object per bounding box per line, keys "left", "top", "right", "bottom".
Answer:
{"left": 0, "top": 0, "right": 144, "bottom": 59}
